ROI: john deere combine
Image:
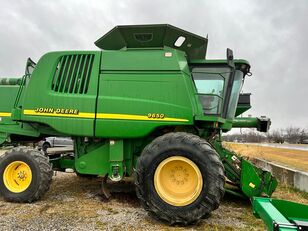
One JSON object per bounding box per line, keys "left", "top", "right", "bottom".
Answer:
{"left": 0, "top": 24, "right": 301, "bottom": 226}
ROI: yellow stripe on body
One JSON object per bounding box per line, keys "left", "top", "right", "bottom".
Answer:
{"left": 96, "top": 113, "right": 188, "bottom": 122}
{"left": 0, "top": 112, "right": 11, "bottom": 117}
{"left": 23, "top": 110, "right": 188, "bottom": 122}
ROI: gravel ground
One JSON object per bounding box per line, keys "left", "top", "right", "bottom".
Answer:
{"left": 0, "top": 171, "right": 264, "bottom": 231}
{"left": 0, "top": 149, "right": 306, "bottom": 231}
{"left": 0, "top": 172, "right": 264, "bottom": 230}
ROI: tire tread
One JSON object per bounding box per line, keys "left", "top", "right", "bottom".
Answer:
{"left": 0, "top": 147, "right": 53, "bottom": 202}
{"left": 135, "top": 132, "right": 225, "bottom": 225}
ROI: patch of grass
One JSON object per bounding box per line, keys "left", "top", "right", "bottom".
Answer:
{"left": 224, "top": 142, "right": 308, "bottom": 171}
{"left": 239, "top": 211, "right": 265, "bottom": 231}
{"left": 272, "top": 183, "right": 308, "bottom": 204}
{"left": 95, "top": 221, "right": 106, "bottom": 229}
{"left": 200, "top": 224, "right": 234, "bottom": 231}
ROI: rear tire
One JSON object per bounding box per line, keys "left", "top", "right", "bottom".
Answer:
{"left": 135, "top": 132, "right": 225, "bottom": 225}
{"left": 0, "top": 147, "right": 53, "bottom": 202}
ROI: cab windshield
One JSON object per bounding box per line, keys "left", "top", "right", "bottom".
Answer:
{"left": 191, "top": 66, "right": 244, "bottom": 119}
{"left": 192, "top": 67, "right": 230, "bottom": 115}
{"left": 227, "top": 70, "right": 244, "bottom": 119}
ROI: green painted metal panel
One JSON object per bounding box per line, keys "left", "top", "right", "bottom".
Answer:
{"left": 109, "top": 140, "right": 124, "bottom": 162}
{"left": 20, "top": 51, "right": 101, "bottom": 136}
{"left": 0, "top": 123, "right": 39, "bottom": 137}
{"left": 50, "top": 158, "right": 74, "bottom": 170}
{"left": 75, "top": 142, "right": 110, "bottom": 175}
{"left": 211, "top": 139, "right": 277, "bottom": 197}
{"left": 109, "top": 139, "right": 124, "bottom": 180}
{"left": 0, "top": 84, "right": 21, "bottom": 145}
{"left": 253, "top": 198, "right": 295, "bottom": 231}
{"left": 73, "top": 138, "right": 139, "bottom": 177}
{"left": 0, "top": 83, "right": 39, "bottom": 145}
{"left": 233, "top": 117, "right": 271, "bottom": 132}
{"left": 233, "top": 117, "right": 259, "bottom": 127}
{"left": 0, "top": 85, "right": 19, "bottom": 113}
{"left": 95, "top": 49, "right": 194, "bottom": 138}
{"left": 100, "top": 48, "right": 187, "bottom": 71}
{"left": 241, "top": 159, "right": 277, "bottom": 197}
{"left": 271, "top": 199, "right": 308, "bottom": 221}
{"left": 235, "top": 105, "right": 251, "bottom": 116}
{"left": 253, "top": 197, "right": 308, "bottom": 231}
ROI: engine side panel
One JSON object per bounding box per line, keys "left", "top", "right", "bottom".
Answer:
{"left": 20, "top": 51, "right": 101, "bottom": 136}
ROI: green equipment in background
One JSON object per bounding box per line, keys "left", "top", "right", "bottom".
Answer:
{"left": 253, "top": 197, "right": 308, "bottom": 231}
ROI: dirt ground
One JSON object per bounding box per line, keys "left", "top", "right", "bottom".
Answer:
{"left": 0, "top": 149, "right": 307, "bottom": 231}
{"left": 225, "top": 143, "right": 308, "bottom": 172}
{"left": 0, "top": 172, "right": 261, "bottom": 231}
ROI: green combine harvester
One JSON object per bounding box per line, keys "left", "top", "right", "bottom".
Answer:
{"left": 0, "top": 24, "right": 307, "bottom": 229}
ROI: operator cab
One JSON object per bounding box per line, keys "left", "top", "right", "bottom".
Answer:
{"left": 190, "top": 59, "right": 250, "bottom": 121}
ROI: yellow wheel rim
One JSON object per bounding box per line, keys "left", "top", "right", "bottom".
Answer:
{"left": 154, "top": 156, "right": 203, "bottom": 206}
{"left": 3, "top": 161, "right": 32, "bottom": 193}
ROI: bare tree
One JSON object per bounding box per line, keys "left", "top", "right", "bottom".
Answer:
{"left": 285, "top": 126, "right": 304, "bottom": 144}
{"left": 223, "top": 129, "right": 267, "bottom": 143}
{"left": 223, "top": 127, "right": 307, "bottom": 144}
{"left": 299, "top": 128, "right": 308, "bottom": 143}
{"left": 267, "top": 129, "right": 285, "bottom": 143}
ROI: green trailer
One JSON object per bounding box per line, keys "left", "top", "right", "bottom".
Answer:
{"left": 0, "top": 24, "right": 279, "bottom": 225}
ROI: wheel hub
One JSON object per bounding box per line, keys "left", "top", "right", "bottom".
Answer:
{"left": 154, "top": 156, "right": 203, "bottom": 206}
{"left": 170, "top": 166, "right": 189, "bottom": 185}
{"left": 3, "top": 161, "right": 32, "bottom": 193}
{"left": 17, "top": 170, "right": 27, "bottom": 180}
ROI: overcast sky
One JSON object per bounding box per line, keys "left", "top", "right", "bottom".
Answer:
{"left": 0, "top": 0, "right": 307, "bottom": 130}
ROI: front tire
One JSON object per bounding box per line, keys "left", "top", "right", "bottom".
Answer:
{"left": 0, "top": 148, "right": 53, "bottom": 202}
{"left": 135, "top": 132, "right": 225, "bottom": 225}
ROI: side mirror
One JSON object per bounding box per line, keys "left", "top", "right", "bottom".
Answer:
{"left": 227, "top": 48, "right": 235, "bottom": 69}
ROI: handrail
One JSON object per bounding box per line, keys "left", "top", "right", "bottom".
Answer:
{"left": 13, "top": 74, "right": 29, "bottom": 108}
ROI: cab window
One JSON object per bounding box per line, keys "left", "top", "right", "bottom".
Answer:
{"left": 192, "top": 67, "right": 230, "bottom": 115}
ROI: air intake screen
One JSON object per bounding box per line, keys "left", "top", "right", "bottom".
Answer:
{"left": 52, "top": 54, "right": 94, "bottom": 94}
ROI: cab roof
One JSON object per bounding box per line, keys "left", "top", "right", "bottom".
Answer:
{"left": 95, "top": 24, "right": 208, "bottom": 60}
